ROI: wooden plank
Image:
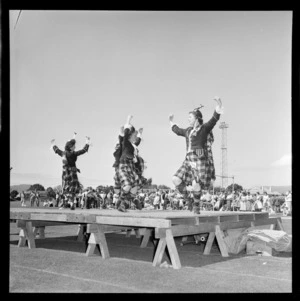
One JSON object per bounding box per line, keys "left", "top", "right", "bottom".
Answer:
{"left": 86, "top": 233, "right": 97, "bottom": 256}
{"left": 156, "top": 223, "right": 215, "bottom": 238}
{"left": 156, "top": 217, "right": 278, "bottom": 239}
{"left": 219, "top": 215, "right": 239, "bottom": 222}
{"left": 152, "top": 237, "right": 167, "bottom": 267}
{"left": 219, "top": 221, "right": 251, "bottom": 231}
{"left": 276, "top": 218, "right": 284, "bottom": 231}
{"left": 165, "top": 229, "right": 181, "bottom": 269}
{"left": 96, "top": 225, "right": 110, "bottom": 259}
{"left": 95, "top": 216, "right": 171, "bottom": 228}
{"left": 25, "top": 222, "right": 36, "bottom": 249}
{"left": 30, "top": 213, "right": 68, "bottom": 222}
{"left": 253, "top": 212, "right": 269, "bottom": 220}
{"left": 66, "top": 213, "right": 96, "bottom": 223}
{"left": 215, "top": 225, "right": 229, "bottom": 257}
{"left": 87, "top": 224, "right": 128, "bottom": 233}
{"left": 171, "top": 217, "right": 199, "bottom": 226}
{"left": 134, "top": 229, "right": 141, "bottom": 238}
{"left": 76, "top": 224, "right": 85, "bottom": 242}
{"left": 85, "top": 228, "right": 110, "bottom": 259}
{"left": 238, "top": 214, "right": 255, "bottom": 221}
{"left": 10, "top": 212, "right": 31, "bottom": 220}
{"left": 140, "top": 228, "right": 152, "bottom": 248}
{"left": 197, "top": 216, "right": 220, "bottom": 224}
{"left": 33, "top": 227, "right": 39, "bottom": 236}
{"left": 18, "top": 229, "right": 27, "bottom": 247}
{"left": 17, "top": 220, "right": 76, "bottom": 227}
{"left": 253, "top": 218, "right": 278, "bottom": 227}
{"left": 203, "top": 232, "right": 216, "bottom": 255}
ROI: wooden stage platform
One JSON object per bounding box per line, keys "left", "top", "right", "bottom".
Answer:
{"left": 10, "top": 208, "right": 284, "bottom": 269}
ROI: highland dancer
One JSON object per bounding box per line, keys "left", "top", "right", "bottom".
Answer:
{"left": 169, "top": 97, "right": 224, "bottom": 214}
{"left": 51, "top": 132, "right": 91, "bottom": 210}
{"left": 114, "top": 115, "right": 146, "bottom": 212}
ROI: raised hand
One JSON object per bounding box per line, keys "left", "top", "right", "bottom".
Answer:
{"left": 120, "top": 126, "right": 125, "bottom": 135}
{"left": 214, "top": 96, "right": 222, "bottom": 107}
{"left": 73, "top": 132, "right": 77, "bottom": 139}
{"left": 214, "top": 97, "right": 223, "bottom": 114}
{"left": 138, "top": 128, "right": 143, "bottom": 134}
{"left": 169, "top": 114, "right": 174, "bottom": 122}
{"left": 85, "top": 136, "right": 91, "bottom": 145}
{"left": 50, "top": 139, "right": 55, "bottom": 145}
{"left": 126, "top": 115, "right": 133, "bottom": 124}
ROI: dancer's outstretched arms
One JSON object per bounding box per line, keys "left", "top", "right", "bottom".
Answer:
{"left": 169, "top": 114, "right": 187, "bottom": 137}
{"left": 74, "top": 137, "right": 90, "bottom": 156}
{"left": 118, "top": 126, "right": 125, "bottom": 144}
{"left": 203, "top": 97, "right": 224, "bottom": 132}
{"left": 51, "top": 139, "right": 64, "bottom": 156}
{"left": 123, "top": 115, "right": 133, "bottom": 139}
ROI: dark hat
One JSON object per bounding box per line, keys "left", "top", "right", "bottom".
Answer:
{"left": 191, "top": 104, "right": 204, "bottom": 122}
{"left": 65, "top": 139, "right": 76, "bottom": 151}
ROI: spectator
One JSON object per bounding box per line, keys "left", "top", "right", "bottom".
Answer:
{"left": 262, "top": 191, "right": 271, "bottom": 212}
{"left": 20, "top": 191, "right": 26, "bottom": 207}
{"left": 153, "top": 192, "right": 160, "bottom": 210}
{"left": 55, "top": 191, "right": 60, "bottom": 207}
{"left": 112, "top": 192, "right": 119, "bottom": 209}
{"left": 274, "top": 196, "right": 280, "bottom": 213}
{"left": 239, "top": 191, "right": 247, "bottom": 211}
{"left": 246, "top": 192, "right": 252, "bottom": 211}
{"left": 283, "top": 191, "right": 292, "bottom": 215}
{"left": 253, "top": 193, "right": 263, "bottom": 212}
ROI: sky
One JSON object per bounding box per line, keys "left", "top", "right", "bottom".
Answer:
{"left": 9, "top": 10, "right": 292, "bottom": 189}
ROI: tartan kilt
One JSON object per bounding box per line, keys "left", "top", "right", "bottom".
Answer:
{"left": 113, "top": 167, "right": 121, "bottom": 189}
{"left": 118, "top": 159, "right": 141, "bottom": 188}
{"left": 62, "top": 166, "right": 81, "bottom": 196}
{"left": 135, "top": 156, "right": 145, "bottom": 175}
{"left": 174, "top": 151, "right": 215, "bottom": 190}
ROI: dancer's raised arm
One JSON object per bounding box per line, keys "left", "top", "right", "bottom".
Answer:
{"left": 51, "top": 139, "right": 64, "bottom": 156}
{"left": 169, "top": 114, "right": 188, "bottom": 137}
{"left": 135, "top": 128, "right": 143, "bottom": 146}
{"left": 74, "top": 136, "right": 90, "bottom": 156}
{"left": 202, "top": 97, "right": 224, "bottom": 132}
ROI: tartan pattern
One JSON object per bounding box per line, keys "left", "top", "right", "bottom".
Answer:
{"left": 135, "top": 156, "right": 145, "bottom": 175}
{"left": 174, "top": 151, "right": 214, "bottom": 190}
{"left": 118, "top": 160, "right": 141, "bottom": 187}
{"left": 205, "top": 131, "right": 216, "bottom": 181}
{"left": 113, "top": 167, "right": 121, "bottom": 189}
{"left": 62, "top": 166, "right": 81, "bottom": 196}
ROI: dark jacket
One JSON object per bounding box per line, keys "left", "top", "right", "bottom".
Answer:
{"left": 112, "top": 135, "right": 124, "bottom": 168}
{"left": 172, "top": 110, "right": 220, "bottom": 151}
{"left": 119, "top": 128, "right": 141, "bottom": 163}
{"left": 53, "top": 144, "right": 89, "bottom": 170}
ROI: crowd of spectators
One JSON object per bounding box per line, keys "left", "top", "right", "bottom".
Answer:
{"left": 17, "top": 187, "right": 292, "bottom": 216}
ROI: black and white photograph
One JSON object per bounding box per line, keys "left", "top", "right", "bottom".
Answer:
{"left": 6, "top": 8, "right": 294, "bottom": 293}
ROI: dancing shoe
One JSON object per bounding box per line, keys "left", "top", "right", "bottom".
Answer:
{"left": 117, "top": 201, "right": 127, "bottom": 212}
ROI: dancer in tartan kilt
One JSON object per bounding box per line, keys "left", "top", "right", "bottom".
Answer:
{"left": 115, "top": 115, "right": 145, "bottom": 212}
{"left": 51, "top": 132, "right": 91, "bottom": 210}
{"left": 169, "top": 97, "right": 223, "bottom": 214}
{"left": 112, "top": 125, "right": 125, "bottom": 199}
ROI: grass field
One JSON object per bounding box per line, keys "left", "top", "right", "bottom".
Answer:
{"left": 9, "top": 202, "right": 293, "bottom": 293}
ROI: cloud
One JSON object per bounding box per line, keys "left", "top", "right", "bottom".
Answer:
{"left": 271, "top": 154, "right": 291, "bottom": 167}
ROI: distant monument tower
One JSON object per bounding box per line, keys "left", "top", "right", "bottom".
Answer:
{"left": 219, "top": 121, "right": 229, "bottom": 189}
